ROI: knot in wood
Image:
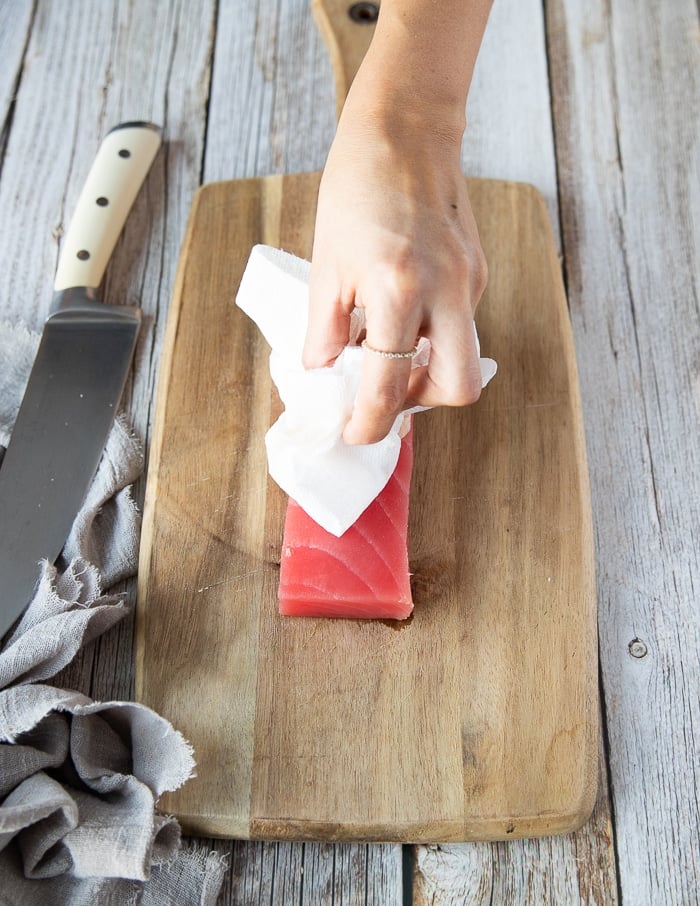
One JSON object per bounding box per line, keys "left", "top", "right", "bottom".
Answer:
{"left": 628, "top": 638, "right": 648, "bottom": 659}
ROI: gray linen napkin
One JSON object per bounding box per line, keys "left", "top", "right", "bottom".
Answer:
{"left": 0, "top": 320, "right": 227, "bottom": 903}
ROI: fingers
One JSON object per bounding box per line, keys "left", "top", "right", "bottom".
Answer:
{"left": 308, "top": 275, "right": 485, "bottom": 443}
{"left": 343, "top": 296, "right": 421, "bottom": 443}
{"left": 304, "top": 275, "right": 419, "bottom": 444}
{"left": 343, "top": 353, "right": 414, "bottom": 445}
{"left": 302, "top": 266, "right": 353, "bottom": 369}
{"left": 406, "top": 315, "right": 483, "bottom": 410}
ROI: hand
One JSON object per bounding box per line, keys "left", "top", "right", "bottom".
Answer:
{"left": 303, "top": 117, "right": 489, "bottom": 444}
{"left": 303, "top": 83, "right": 488, "bottom": 445}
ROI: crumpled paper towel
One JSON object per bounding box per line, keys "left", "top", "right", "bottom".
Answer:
{"left": 0, "top": 318, "right": 226, "bottom": 905}
{"left": 236, "top": 244, "right": 497, "bottom": 536}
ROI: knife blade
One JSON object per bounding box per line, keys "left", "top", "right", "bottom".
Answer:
{"left": 0, "top": 121, "right": 162, "bottom": 639}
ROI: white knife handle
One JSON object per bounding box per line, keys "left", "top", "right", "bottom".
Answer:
{"left": 53, "top": 122, "right": 162, "bottom": 292}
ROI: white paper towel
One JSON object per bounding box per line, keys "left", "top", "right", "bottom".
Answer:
{"left": 236, "top": 245, "right": 497, "bottom": 536}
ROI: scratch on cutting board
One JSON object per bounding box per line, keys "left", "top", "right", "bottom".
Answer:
{"left": 525, "top": 401, "right": 562, "bottom": 409}
{"left": 195, "top": 570, "right": 263, "bottom": 593}
{"left": 214, "top": 485, "right": 268, "bottom": 510}
{"left": 482, "top": 400, "right": 564, "bottom": 415}
{"left": 214, "top": 485, "right": 267, "bottom": 512}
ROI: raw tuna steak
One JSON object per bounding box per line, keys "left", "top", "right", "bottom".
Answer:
{"left": 278, "top": 429, "right": 414, "bottom": 619}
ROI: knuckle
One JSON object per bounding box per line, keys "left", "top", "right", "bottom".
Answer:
{"left": 450, "top": 250, "right": 471, "bottom": 285}
{"left": 370, "top": 384, "right": 404, "bottom": 417}
{"left": 373, "top": 255, "right": 426, "bottom": 311}
{"left": 441, "top": 370, "right": 483, "bottom": 407}
{"left": 470, "top": 247, "right": 489, "bottom": 299}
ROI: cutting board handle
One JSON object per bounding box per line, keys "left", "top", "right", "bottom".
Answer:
{"left": 312, "top": 0, "right": 379, "bottom": 118}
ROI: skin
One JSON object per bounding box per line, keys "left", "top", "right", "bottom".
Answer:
{"left": 303, "top": 0, "right": 493, "bottom": 445}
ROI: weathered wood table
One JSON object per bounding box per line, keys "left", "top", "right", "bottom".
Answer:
{"left": 0, "top": 1, "right": 697, "bottom": 902}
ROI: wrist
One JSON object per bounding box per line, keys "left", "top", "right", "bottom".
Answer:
{"left": 349, "top": 0, "right": 488, "bottom": 134}
{"left": 342, "top": 51, "right": 467, "bottom": 149}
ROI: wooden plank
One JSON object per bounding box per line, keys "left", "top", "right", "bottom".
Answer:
{"left": 464, "top": 0, "right": 561, "bottom": 245}
{"left": 0, "top": 0, "right": 33, "bottom": 146}
{"left": 204, "top": 839, "right": 403, "bottom": 905}
{"left": 203, "top": 0, "right": 336, "bottom": 181}
{"left": 545, "top": 0, "right": 700, "bottom": 902}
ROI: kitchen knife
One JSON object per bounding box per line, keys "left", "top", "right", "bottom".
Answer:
{"left": 0, "top": 121, "right": 162, "bottom": 639}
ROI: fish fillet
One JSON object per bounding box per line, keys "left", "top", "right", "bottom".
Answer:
{"left": 278, "top": 429, "right": 414, "bottom": 619}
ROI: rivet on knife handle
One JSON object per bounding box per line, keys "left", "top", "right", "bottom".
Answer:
{"left": 53, "top": 121, "right": 162, "bottom": 292}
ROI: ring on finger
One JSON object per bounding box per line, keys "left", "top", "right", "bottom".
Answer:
{"left": 361, "top": 338, "right": 419, "bottom": 359}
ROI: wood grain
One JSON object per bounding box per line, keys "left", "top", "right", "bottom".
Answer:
{"left": 546, "top": 1, "right": 700, "bottom": 903}
{"left": 209, "top": 839, "right": 404, "bottom": 905}
{"left": 413, "top": 711, "right": 618, "bottom": 904}
{"left": 203, "top": 0, "right": 336, "bottom": 181}
{"left": 135, "top": 169, "right": 597, "bottom": 841}
{"left": 0, "top": 0, "right": 33, "bottom": 151}
{"left": 463, "top": 0, "right": 562, "bottom": 243}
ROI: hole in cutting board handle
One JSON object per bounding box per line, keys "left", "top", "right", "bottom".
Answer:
{"left": 348, "top": 2, "right": 379, "bottom": 23}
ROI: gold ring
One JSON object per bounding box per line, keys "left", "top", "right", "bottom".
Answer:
{"left": 361, "top": 338, "right": 419, "bottom": 359}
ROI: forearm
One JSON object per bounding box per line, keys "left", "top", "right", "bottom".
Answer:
{"left": 307, "top": 0, "right": 493, "bottom": 443}
{"left": 346, "top": 0, "right": 493, "bottom": 137}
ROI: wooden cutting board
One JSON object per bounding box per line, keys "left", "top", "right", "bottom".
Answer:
{"left": 135, "top": 2, "right": 598, "bottom": 842}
